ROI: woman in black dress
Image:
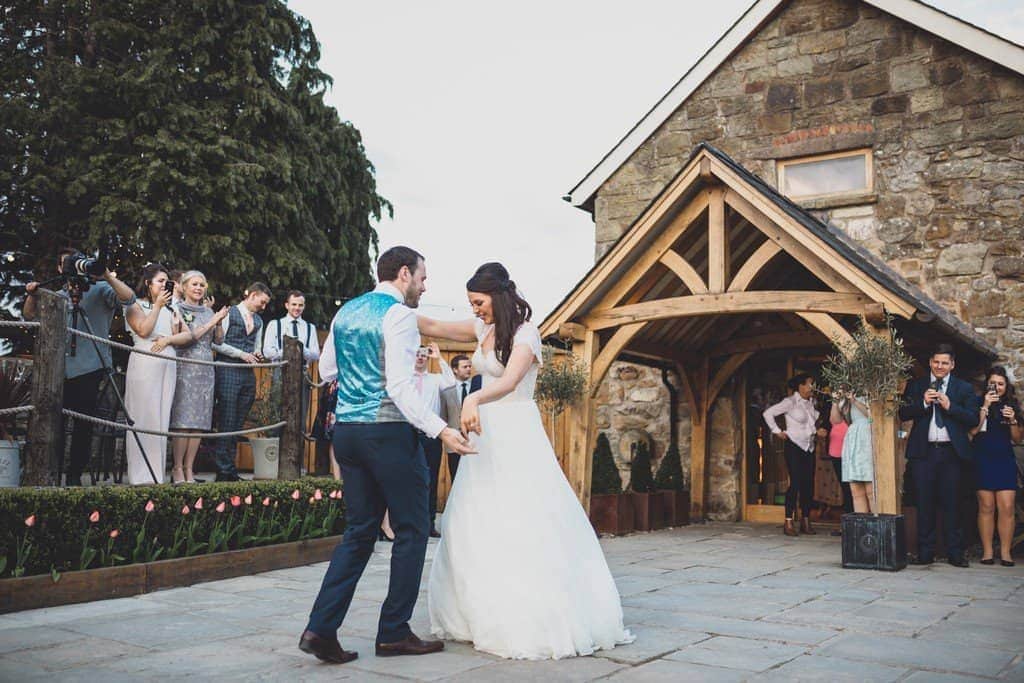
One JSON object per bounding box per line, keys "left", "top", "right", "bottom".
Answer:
{"left": 970, "top": 366, "right": 1022, "bottom": 566}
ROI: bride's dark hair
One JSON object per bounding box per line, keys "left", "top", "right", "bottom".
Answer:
{"left": 466, "top": 262, "right": 532, "bottom": 366}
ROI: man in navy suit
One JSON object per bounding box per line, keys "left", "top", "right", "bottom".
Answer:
{"left": 440, "top": 354, "right": 481, "bottom": 482}
{"left": 899, "top": 344, "right": 978, "bottom": 567}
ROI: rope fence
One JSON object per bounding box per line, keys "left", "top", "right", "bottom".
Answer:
{"left": 0, "top": 320, "right": 41, "bottom": 328}
{"left": 304, "top": 372, "right": 331, "bottom": 388}
{"left": 62, "top": 409, "right": 287, "bottom": 439}
{"left": 0, "top": 405, "right": 34, "bottom": 417}
{"left": 67, "top": 327, "right": 287, "bottom": 368}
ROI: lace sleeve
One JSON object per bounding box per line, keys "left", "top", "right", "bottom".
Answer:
{"left": 513, "top": 323, "right": 544, "bottom": 365}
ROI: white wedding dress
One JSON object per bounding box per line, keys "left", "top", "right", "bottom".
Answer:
{"left": 428, "top": 320, "right": 634, "bottom": 659}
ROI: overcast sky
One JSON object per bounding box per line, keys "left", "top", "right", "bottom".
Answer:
{"left": 289, "top": 0, "right": 1024, "bottom": 321}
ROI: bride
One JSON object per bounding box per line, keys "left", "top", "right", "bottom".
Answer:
{"left": 418, "top": 262, "right": 634, "bottom": 660}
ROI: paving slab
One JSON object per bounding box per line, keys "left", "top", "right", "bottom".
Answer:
{"left": 1, "top": 522, "right": 1021, "bottom": 682}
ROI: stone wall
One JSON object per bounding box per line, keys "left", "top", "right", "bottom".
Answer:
{"left": 593, "top": 0, "right": 1024, "bottom": 378}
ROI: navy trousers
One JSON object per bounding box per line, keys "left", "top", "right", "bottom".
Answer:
{"left": 418, "top": 433, "right": 442, "bottom": 529}
{"left": 307, "top": 422, "right": 429, "bottom": 644}
{"left": 913, "top": 443, "right": 963, "bottom": 560}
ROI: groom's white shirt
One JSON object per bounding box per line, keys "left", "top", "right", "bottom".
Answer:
{"left": 318, "top": 282, "right": 447, "bottom": 438}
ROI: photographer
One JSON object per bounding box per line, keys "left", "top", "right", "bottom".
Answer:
{"left": 23, "top": 248, "right": 136, "bottom": 486}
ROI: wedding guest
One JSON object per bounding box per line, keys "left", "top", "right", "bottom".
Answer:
{"left": 827, "top": 396, "right": 853, "bottom": 532}
{"left": 23, "top": 250, "right": 136, "bottom": 486}
{"left": 211, "top": 283, "right": 271, "bottom": 482}
{"left": 971, "top": 366, "right": 1022, "bottom": 567}
{"left": 899, "top": 344, "right": 978, "bottom": 568}
{"left": 262, "top": 290, "right": 320, "bottom": 433}
{"left": 312, "top": 380, "right": 340, "bottom": 481}
{"left": 763, "top": 374, "right": 827, "bottom": 536}
{"left": 123, "top": 263, "right": 190, "bottom": 485}
{"left": 439, "top": 354, "right": 480, "bottom": 481}
{"left": 168, "top": 271, "right": 229, "bottom": 484}
{"left": 413, "top": 342, "right": 457, "bottom": 537}
{"left": 837, "top": 392, "right": 874, "bottom": 513}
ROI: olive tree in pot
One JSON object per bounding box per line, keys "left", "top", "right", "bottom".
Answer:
{"left": 821, "top": 318, "right": 914, "bottom": 571}
{"left": 654, "top": 443, "right": 689, "bottom": 527}
{"left": 589, "top": 433, "right": 633, "bottom": 535}
{"left": 0, "top": 360, "right": 32, "bottom": 487}
{"left": 247, "top": 379, "right": 282, "bottom": 480}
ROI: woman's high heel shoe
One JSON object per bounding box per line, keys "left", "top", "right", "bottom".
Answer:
{"left": 1001, "top": 559, "right": 1015, "bottom": 567}
{"left": 171, "top": 467, "right": 186, "bottom": 485}
{"left": 980, "top": 558, "right": 995, "bottom": 565}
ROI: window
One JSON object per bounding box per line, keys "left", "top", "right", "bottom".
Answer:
{"left": 777, "top": 149, "right": 873, "bottom": 202}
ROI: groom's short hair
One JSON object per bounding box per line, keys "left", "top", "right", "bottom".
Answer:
{"left": 377, "top": 246, "right": 424, "bottom": 282}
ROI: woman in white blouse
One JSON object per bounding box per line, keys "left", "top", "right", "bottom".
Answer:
{"left": 763, "top": 374, "right": 827, "bottom": 536}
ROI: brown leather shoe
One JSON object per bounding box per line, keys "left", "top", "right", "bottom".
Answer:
{"left": 299, "top": 630, "right": 358, "bottom": 664}
{"left": 784, "top": 519, "right": 798, "bottom": 537}
{"left": 376, "top": 633, "right": 445, "bottom": 657}
{"left": 800, "top": 518, "right": 816, "bottom": 535}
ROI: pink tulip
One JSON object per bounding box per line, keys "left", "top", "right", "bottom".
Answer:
{"left": 89, "top": 510, "right": 100, "bottom": 523}
{"left": 314, "top": 489, "right": 323, "bottom": 501}
{"left": 181, "top": 505, "right": 190, "bottom": 515}
{"left": 215, "top": 501, "right": 226, "bottom": 513}
{"left": 24, "top": 514, "right": 36, "bottom": 527}
{"left": 230, "top": 495, "right": 242, "bottom": 507}
{"left": 144, "top": 500, "right": 155, "bottom": 513}
{"left": 244, "top": 494, "right": 253, "bottom": 505}
{"left": 194, "top": 497, "right": 204, "bottom": 510}
{"left": 291, "top": 489, "right": 301, "bottom": 500}
{"left": 109, "top": 529, "right": 120, "bottom": 539}
{"left": 309, "top": 496, "right": 316, "bottom": 504}
{"left": 262, "top": 497, "right": 271, "bottom": 507}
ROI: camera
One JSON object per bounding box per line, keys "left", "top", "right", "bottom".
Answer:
{"left": 61, "top": 251, "right": 107, "bottom": 278}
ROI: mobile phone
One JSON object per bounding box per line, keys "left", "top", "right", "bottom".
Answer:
{"left": 164, "top": 279, "right": 175, "bottom": 297}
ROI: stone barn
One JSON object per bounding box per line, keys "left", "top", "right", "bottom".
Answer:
{"left": 541, "top": 0, "right": 1022, "bottom": 522}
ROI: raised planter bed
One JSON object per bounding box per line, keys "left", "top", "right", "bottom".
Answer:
{"left": 590, "top": 493, "right": 635, "bottom": 535}
{"left": 0, "top": 534, "right": 342, "bottom": 614}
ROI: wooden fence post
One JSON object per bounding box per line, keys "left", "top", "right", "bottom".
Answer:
{"left": 25, "top": 293, "right": 67, "bottom": 486}
{"left": 277, "top": 337, "right": 304, "bottom": 480}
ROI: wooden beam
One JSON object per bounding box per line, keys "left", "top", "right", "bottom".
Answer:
{"left": 728, "top": 240, "right": 782, "bottom": 292}
{"left": 708, "top": 352, "right": 753, "bottom": 406}
{"left": 708, "top": 188, "right": 728, "bottom": 293}
{"left": 866, "top": 323, "right": 900, "bottom": 514}
{"left": 557, "top": 322, "right": 586, "bottom": 342}
{"left": 708, "top": 331, "right": 828, "bottom": 357}
{"left": 724, "top": 189, "right": 856, "bottom": 295}
{"left": 539, "top": 159, "right": 704, "bottom": 337}
{"left": 796, "top": 312, "right": 855, "bottom": 347}
{"left": 590, "top": 323, "right": 646, "bottom": 397}
{"left": 864, "top": 302, "right": 887, "bottom": 327}
{"left": 687, "top": 358, "right": 710, "bottom": 520}
{"left": 566, "top": 329, "right": 599, "bottom": 512}
{"left": 595, "top": 192, "right": 712, "bottom": 310}
{"left": 659, "top": 250, "right": 708, "bottom": 295}
{"left": 584, "top": 291, "right": 871, "bottom": 330}
{"left": 26, "top": 293, "right": 66, "bottom": 486}
{"left": 713, "top": 157, "right": 917, "bottom": 318}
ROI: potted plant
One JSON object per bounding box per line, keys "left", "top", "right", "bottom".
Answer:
{"left": 534, "top": 347, "right": 587, "bottom": 417}
{"left": 0, "top": 360, "right": 32, "bottom": 487}
{"left": 821, "top": 318, "right": 914, "bottom": 571}
{"left": 246, "top": 379, "right": 282, "bottom": 480}
{"left": 654, "top": 443, "right": 689, "bottom": 527}
{"left": 629, "top": 440, "right": 659, "bottom": 531}
{"left": 589, "top": 433, "right": 633, "bottom": 534}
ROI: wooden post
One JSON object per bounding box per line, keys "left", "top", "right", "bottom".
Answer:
{"left": 566, "top": 328, "right": 598, "bottom": 512}
{"left": 685, "top": 359, "right": 710, "bottom": 521}
{"left": 25, "top": 293, "right": 67, "bottom": 486}
{"left": 865, "top": 321, "right": 899, "bottom": 514}
{"left": 278, "top": 337, "right": 304, "bottom": 480}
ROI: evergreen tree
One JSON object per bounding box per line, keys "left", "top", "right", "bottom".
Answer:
{"left": 628, "top": 440, "right": 656, "bottom": 493}
{"left": 0, "top": 0, "right": 387, "bottom": 324}
{"left": 654, "top": 443, "right": 685, "bottom": 491}
{"left": 591, "top": 433, "right": 621, "bottom": 495}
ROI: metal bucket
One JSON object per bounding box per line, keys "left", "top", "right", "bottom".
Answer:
{"left": 0, "top": 440, "right": 21, "bottom": 487}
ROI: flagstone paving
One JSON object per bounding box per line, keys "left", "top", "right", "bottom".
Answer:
{"left": 1, "top": 523, "right": 1022, "bottom": 681}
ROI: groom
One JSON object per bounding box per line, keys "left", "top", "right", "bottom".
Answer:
{"left": 299, "top": 246, "right": 475, "bottom": 664}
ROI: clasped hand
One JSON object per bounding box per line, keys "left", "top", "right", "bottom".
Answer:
{"left": 924, "top": 388, "right": 950, "bottom": 410}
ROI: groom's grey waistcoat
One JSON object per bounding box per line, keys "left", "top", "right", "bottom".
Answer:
{"left": 332, "top": 291, "right": 405, "bottom": 424}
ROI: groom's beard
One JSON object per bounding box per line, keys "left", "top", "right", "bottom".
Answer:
{"left": 404, "top": 290, "right": 422, "bottom": 308}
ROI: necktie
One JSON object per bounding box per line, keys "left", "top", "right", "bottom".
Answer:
{"left": 461, "top": 382, "right": 468, "bottom": 404}
{"left": 292, "top": 319, "right": 299, "bottom": 339}
{"left": 934, "top": 379, "right": 945, "bottom": 429}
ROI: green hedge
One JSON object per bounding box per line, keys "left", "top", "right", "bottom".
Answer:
{"left": 0, "top": 478, "right": 345, "bottom": 579}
